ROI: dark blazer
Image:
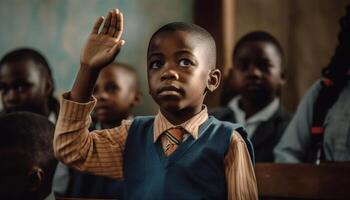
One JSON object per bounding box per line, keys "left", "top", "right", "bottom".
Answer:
{"left": 210, "top": 104, "right": 292, "bottom": 162}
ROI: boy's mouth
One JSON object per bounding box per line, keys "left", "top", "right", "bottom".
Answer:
{"left": 157, "top": 85, "right": 184, "bottom": 96}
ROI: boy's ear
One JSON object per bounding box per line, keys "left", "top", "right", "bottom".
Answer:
{"left": 131, "top": 91, "right": 141, "bottom": 107}
{"left": 44, "top": 78, "right": 54, "bottom": 96}
{"left": 27, "top": 167, "right": 44, "bottom": 192}
{"left": 280, "top": 70, "right": 287, "bottom": 85}
{"left": 206, "top": 69, "right": 221, "bottom": 92}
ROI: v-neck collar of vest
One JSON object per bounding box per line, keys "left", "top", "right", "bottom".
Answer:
{"left": 153, "top": 105, "right": 209, "bottom": 143}
{"left": 154, "top": 117, "right": 213, "bottom": 168}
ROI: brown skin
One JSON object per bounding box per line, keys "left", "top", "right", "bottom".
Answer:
{"left": 0, "top": 59, "right": 52, "bottom": 116}
{"left": 232, "top": 41, "right": 285, "bottom": 119}
{"left": 148, "top": 31, "right": 220, "bottom": 125}
{"left": 94, "top": 64, "right": 139, "bottom": 128}
{"left": 71, "top": 8, "right": 220, "bottom": 125}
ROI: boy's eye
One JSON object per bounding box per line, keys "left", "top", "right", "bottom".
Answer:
{"left": 149, "top": 60, "right": 163, "bottom": 69}
{"left": 179, "top": 59, "right": 193, "bottom": 67}
{"left": 257, "top": 61, "right": 271, "bottom": 72}
{"left": 236, "top": 61, "right": 248, "bottom": 71}
{"left": 13, "top": 83, "right": 31, "bottom": 93}
{"left": 105, "top": 84, "right": 119, "bottom": 93}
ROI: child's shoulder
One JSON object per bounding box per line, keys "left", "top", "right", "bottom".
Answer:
{"left": 208, "top": 115, "right": 243, "bottom": 130}
{"left": 131, "top": 115, "right": 155, "bottom": 125}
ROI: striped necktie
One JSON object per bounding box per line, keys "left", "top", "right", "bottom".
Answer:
{"left": 163, "top": 128, "right": 184, "bottom": 157}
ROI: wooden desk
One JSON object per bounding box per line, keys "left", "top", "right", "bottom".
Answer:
{"left": 255, "top": 163, "right": 350, "bottom": 199}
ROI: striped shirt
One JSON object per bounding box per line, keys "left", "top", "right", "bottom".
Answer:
{"left": 54, "top": 93, "right": 258, "bottom": 200}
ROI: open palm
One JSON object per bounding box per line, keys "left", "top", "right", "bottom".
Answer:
{"left": 80, "top": 9, "right": 124, "bottom": 70}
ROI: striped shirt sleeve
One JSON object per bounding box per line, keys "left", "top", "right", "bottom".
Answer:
{"left": 225, "top": 132, "right": 258, "bottom": 200}
{"left": 53, "top": 93, "right": 131, "bottom": 179}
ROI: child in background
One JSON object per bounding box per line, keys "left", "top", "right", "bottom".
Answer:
{"left": 0, "top": 48, "right": 69, "bottom": 196}
{"left": 0, "top": 112, "right": 57, "bottom": 200}
{"left": 0, "top": 48, "right": 59, "bottom": 118}
{"left": 68, "top": 62, "right": 140, "bottom": 199}
{"left": 211, "top": 31, "right": 292, "bottom": 162}
{"left": 54, "top": 8, "right": 257, "bottom": 199}
{"left": 274, "top": 5, "right": 350, "bottom": 163}
{"left": 93, "top": 62, "right": 140, "bottom": 129}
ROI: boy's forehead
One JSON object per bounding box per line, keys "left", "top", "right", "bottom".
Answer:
{"left": 0, "top": 59, "right": 41, "bottom": 75}
{"left": 148, "top": 30, "right": 205, "bottom": 53}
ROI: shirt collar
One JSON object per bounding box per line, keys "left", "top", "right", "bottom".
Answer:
{"left": 153, "top": 105, "right": 208, "bottom": 142}
{"left": 228, "top": 95, "right": 280, "bottom": 124}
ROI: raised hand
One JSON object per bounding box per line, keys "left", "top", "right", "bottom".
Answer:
{"left": 71, "top": 9, "right": 125, "bottom": 103}
{"left": 80, "top": 9, "right": 125, "bottom": 71}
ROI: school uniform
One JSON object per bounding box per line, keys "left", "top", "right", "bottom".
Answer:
{"left": 54, "top": 93, "right": 258, "bottom": 200}
{"left": 211, "top": 97, "right": 292, "bottom": 162}
{"left": 67, "top": 122, "right": 124, "bottom": 199}
{"left": 274, "top": 80, "right": 350, "bottom": 162}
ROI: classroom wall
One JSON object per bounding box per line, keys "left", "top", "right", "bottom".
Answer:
{"left": 0, "top": 0, "right": 193, "bottom": 115}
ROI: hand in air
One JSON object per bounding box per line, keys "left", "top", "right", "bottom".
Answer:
{"left": 80, "top": 9, "right": 125, "bottom": 71}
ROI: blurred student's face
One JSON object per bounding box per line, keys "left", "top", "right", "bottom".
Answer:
{"left": 147, "top": 31, "right": 211, "bottom": 114}
{"left": 93, "top": 65, "right": 138, "bottom": 125}
{"left": 233, "top": 41, "right": 284, "bottom": 101}
{"left": 0, "top": 60, "right": 49, "bottom": 115}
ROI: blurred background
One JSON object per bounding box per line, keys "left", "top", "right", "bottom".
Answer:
{"left": 0, "top": 0, "right": 348, "bottom": 115}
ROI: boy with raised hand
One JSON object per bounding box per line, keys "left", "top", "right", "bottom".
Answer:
{"left": 54, "top": 8, "right": 257, "bottom": 199}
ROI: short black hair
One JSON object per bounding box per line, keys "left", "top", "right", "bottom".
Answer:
{"left": 0, "top": 48, "right": 59, "bottom": 116}
{"left": 0, "top": 112, "right": 57, "bottom": 184}
{"left": 148, "top": 22, "right": 217, "bottom": 68}
{"left": 233, "top": 31, "right": 285, "bottom": 69}
{"left": 322, "top": 4, "right": 350, "bottom": 83}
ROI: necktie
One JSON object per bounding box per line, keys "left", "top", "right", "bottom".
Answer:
{"left": 163, "top": 128, "right": 184, "bottom": 157}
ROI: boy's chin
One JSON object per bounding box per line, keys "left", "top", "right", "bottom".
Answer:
{"left": 158, "top": 101, "right": 183, "bottom": 113}
{"left": 242, "top": 90, "right": 273, "bottom": 102}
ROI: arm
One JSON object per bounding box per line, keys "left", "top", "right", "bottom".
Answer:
{"left": 53, "top": 9, "right": 127, "bottom": 179}
{"left": 274, "top": 80, "right": 322, "bottom": 163}
{"left": 225, "top": 132, "right": 258, "bottom": 200}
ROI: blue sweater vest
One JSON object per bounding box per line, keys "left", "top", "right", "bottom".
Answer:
{"left": 123, "top": 116, "right": 243, "bottom": 200}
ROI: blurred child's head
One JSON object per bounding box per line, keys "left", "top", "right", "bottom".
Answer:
{"left": 231, "top": 31, "right": 285, "bottom": 103}
{"left": 147, "top": 22, "right": 221, "bottom": 116}
{"left": 94, "top": 62, "right": 140, "bottom": 126}
{"left": 0, "top": 112, "right": 57, "bottom": 200}
{"left": 0, "top": 48, "right": 58, "bottom": 117}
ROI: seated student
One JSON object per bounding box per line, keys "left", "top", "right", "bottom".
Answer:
{"left": 68, "top": 62, "right": 140, "bottom": 199}
{"left": 274, "top": 5, "right": 350, "bottom": 163}
{"left": 211, "top": 31, "right": 292, "bottom": 162}
{"left": 0, "top": 48, "right": 59, "bottom": 118}
{"left": 54, "top": 8, "right": 258, "bottom": 199}
{"left": 0, "top": 112, "right": 57, "bottom": 200}
{"left": 0, "top": 48, "right": 69, "bottom": 196}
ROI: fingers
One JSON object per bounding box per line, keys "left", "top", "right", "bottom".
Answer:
{"left": 91, "top": 16, "right": 104, "bottom": 34}
{"left": 101, "top": 11, "right": 112, "bottom": 34}
{"left": 107, "top": 9, "right": 117, "bottom": 36}
{"left": 114, "top": 10, "right": 123, "bottom": 39}
{"left": 100, "top": 9, "right": 123, "bottom": 39}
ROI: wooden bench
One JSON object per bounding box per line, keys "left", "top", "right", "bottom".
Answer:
{"left": 255, "top": 163, "right": 350, "bottom": 199}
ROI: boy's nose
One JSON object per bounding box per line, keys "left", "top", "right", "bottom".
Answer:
{"left": 160, "top": 68, "right": 179, "bottom": 81}
{"left": 96, "top": 91, "right": 108, "bottom": 101}
{"left": 247, "top": 64, "right": 263, "bottom": 78}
